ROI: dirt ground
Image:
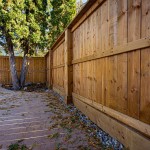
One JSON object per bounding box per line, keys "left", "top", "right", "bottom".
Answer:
{"left": 0, "top": 87, "right": 109, "bottom": 150}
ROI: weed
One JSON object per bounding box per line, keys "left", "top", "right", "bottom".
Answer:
{"left": 8, "top": 143, "right": 28, "bottom": 150}
{"left": 48, "top": 132, "right": 60, "bottom": 139}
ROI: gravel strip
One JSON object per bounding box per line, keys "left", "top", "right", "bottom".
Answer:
{"left": 48, "top": 89, "right": 125, "bottom": 150}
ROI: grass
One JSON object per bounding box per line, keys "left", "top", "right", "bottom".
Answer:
{"left": 8, "top": 143, "right": 28, "bottom": 150}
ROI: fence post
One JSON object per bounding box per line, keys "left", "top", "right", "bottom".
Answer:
{"left": 46, "top": 50, "right": 53, "bottom": 89}
{"left": 64, "top": 29, "right": 73, "bottom": 104}
{"left": 49, "top": 50, "right": 53, "bottom": 89}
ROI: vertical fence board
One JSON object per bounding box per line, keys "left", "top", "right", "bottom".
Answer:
{"left": 0, "top": 56, "right": 46, "bottom": 84}
{"left": 127, "top": 0, "right": 141, "bottom": 119}
{"left": 140, "top": 0, "right": 150, "bottom": 124}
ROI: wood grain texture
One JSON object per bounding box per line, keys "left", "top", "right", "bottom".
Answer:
{"left": 127, "top": 0, "right": 141, "bottom": 119}
{"left": 71, "top": 0, "right": 150, "bottom": 124}
{"left": 0, "top": 56, "right": 46, "bottom": 84}
{"left": 72, "top": 38, "right": 150, "bottom": 64}
{"left": 45, "top": 0, "right": 150, "bottom": 148}
{"left": 73, "top": 97, "right": 150, "bottom": 150}
{"left": 140, "top": 48, "right": 150, "bottom": 124}
{"left": 140, "top": 0, "right": 150, "bottom": 124}
{"left": 51, "top": 40, "right": 65, "bottom": 90}
{"left": 64, "top": 29, "right": 73, "bottom": 104}
{"left": 72, "top": 92, "right": 150, "bottom": 138}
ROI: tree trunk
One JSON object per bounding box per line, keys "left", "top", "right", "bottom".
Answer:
{"left": 6, "top": 34, "right": 20, "bottom": 90}
{"left": 20, "top": 53, "right": 28, "bottom": 87}
{"left": 8, "top": 50, "right": 20, "bottom": 90}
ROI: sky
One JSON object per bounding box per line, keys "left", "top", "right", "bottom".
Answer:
{"left": 82, "top": 0, "right": 87, "bottom": 3}
{"left": 77, "top": 0, "right": 87, "bottom": 3}
{"left": 83, "top": 0, "right": 87, "bottom": 3}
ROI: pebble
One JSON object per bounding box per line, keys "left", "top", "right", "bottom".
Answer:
{"left": 48, "top": 90, "right": 124, "bottom": 150}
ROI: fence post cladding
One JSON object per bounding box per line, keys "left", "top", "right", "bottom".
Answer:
{"left": 64, "top": 29, "right": 73, "bottom": 104}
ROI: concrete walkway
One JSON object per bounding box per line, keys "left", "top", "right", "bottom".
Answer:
{"left": 0, "top": 87, "right": 101, "bottom": 150}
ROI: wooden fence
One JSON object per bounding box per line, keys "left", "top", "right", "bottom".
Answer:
{"left": 0, "top": 56, "right": 46, "bottom": 84}
{"left": 46, "top": 0, "right": 150, "bottom": 149}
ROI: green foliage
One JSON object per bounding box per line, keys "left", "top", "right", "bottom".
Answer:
{"left": 0, "top": 0, "right": 28, "bottom": 50}
{"left": 8, "top": 142, "right": 28, "bottom": 150}
{"left": 0, "top": 0, "right": 76, "bottom": 55}
{"left": 50, "top": 0, "right": 76, "bottom": 46}
{"left": 19, "top": 0, "right": 51, "bottom": 55}
{"left": 0, "top": 0, "right": 50, "bottom": 56}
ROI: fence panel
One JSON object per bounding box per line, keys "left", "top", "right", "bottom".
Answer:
{"left": 0, "top": 56, "right": 46, "bottom": 84}
{"left": 51, "top": 36, "right": 65, "bottom": 96}
{"left": 46, "top": 0, "right": 150, "bottom": 149}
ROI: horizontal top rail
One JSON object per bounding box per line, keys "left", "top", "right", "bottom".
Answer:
{"left": 72, "top": 38, "right": 150, "bottom": 64}
{"left": 50, "top": 32, "right": 65, "bottom": 51}
{"left": 52, "top": 38, "right": 65, "bottom": 52}
{"left": 52, "top": 64, "right": 65, "bottom": 69}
